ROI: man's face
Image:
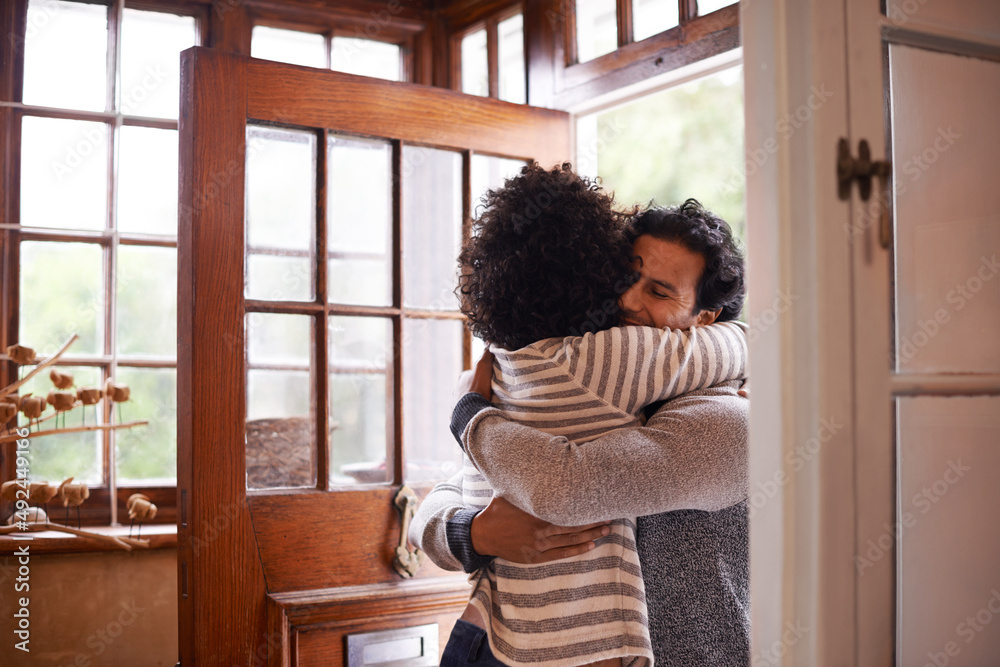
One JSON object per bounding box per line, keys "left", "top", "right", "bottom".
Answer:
{"left": 618, "top": 234, "right": 721, "bottom": 330}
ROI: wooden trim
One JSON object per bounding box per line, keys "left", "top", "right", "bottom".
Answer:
{"left": 616, "top": 0, "right": 633, "bottom": 49}
{"left": 438, "top": 0, "right": 522, "bottom": 34}
{"left": 316, "top": 128, "right": 330, "bottom": 490}
{"left": 390, "top": 141, "right": 403, "bottom": 485}
{"left": 564, "top": 0, "right": 578, "bottom": 67}
{"left": 554, "top": 9, "right": 739, "bottom": 110}
{"left": 246, "top": 57, "right": 571, "bottom": 165}
{"left": 680, "top": 0, "right": 698, "bottom": 23}
{"left": 890, "top": 373, "right": 1000, "bottom": 396}
{"left": 486, "top": 17, "right": 499, "bottom": 98}
{"left": 177, "top": 46, "right": 267, "bottom": 664}
{"left": 0, "top": 523, "right": 177, "bottom": 555}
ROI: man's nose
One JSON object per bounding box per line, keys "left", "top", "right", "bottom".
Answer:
{"left": 619, "top": 282, "right": 641, "bottom": 314}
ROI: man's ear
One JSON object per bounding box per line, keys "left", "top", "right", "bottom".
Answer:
{"left": 696, "top": 308, "right": 722, "bottom": 326}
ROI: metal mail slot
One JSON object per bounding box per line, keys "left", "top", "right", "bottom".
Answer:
{"left": 346, "top": 623, "right": 439, "bottom": 667}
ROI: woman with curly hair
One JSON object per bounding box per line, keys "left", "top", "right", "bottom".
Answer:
{"left": 441, "top": 163, "right": 748, "bottom": 667}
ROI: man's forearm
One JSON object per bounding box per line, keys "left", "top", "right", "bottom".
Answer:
{"left": 453, "top": 386, "right": 749, "bottom": 525}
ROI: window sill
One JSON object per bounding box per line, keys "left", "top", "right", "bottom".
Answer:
{"left": 0, "top": 523, "right": 177, "bottom": 555}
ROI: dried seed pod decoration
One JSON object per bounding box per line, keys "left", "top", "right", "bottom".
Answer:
{"left": 105, "top": 380, "right": 130, "bottom": 403}
{"left": 126, "top": 493, "right": 157, "bottom": 521}
{"left": 20, "top": 394, "right": 47, "bottom": 420}
{"left": 0, "top": 402, "right": 16, "bottom": 424}
{"left": 56, "top": 477, "right": 89, "bottom": 507}
{"left": 76, "top": 386, "right": 103, "bottom": 405}
{"left": 6, "top": 344, "right": 36, "bottom": 365}
{"left": 50, "top": 368, "right": 74, "bottom": 389}
{"left": 1, "top": 393, "right": 21, "bottom": 410}
{"left": 46, "top": 390, "right": 76, "bottom": 412}
{"left": 28, "top": 481, "right": 59, "bottom": 505}
{"left": 1, "top": 480, "right": 24, "bottom": 502}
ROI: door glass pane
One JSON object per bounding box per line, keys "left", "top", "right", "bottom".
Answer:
{"left": 897, "top": 396, "right": 1000, "bottom": 665}
{"left": 470, "top": 154, "right": 525, "bottom": 218}
{"left": 329, "top": 316, "right": 391, "bottom": 486}
{"left": 21, "top": 116, "right": 108, "bottom": 231}
{"left": 634, "top": 0, "right": 680, "bottom": 42}
{"left": 403, "top": 318, "right": 464, "bottom": 483}
{"left": 246, "top": 313, "right": 316, "bottom": 489}
{"left": 327, "top": 135, "right": 392, "bottom": 306}
{"left": 890, "top": 46, "right": 1000, "bottom": 373}
{"left": 576, "top": 0, "right": 617, "bottom": 63}
{"left": 15, "top": 365, "right": 103, "bottom": 485}
{"left": 245, "top": 126, "right": 316, "bottom": 302}
{"left": 251, "top": 26, "right": 326, "bottom": 68}
{"left": 886, "top": 0, "right": 1000, "bottom": 42}
{"left": 20, "top": 241, "right": 104, "bottom": 357}
{"left": 697, "top": 0, "right": 737, "bottom": 16}
{"left": 120, "top": 9, "right": 197, "bottom": 119}
{"left": 402, "top": 146, "right": 462, "bottom": 310}
{"left": 118, "top": 126, "right": 179, "bottom": 235}
{"left": 498, "top": 14, "right": 526, "bottom": 104}
{"left": 331, "top": 38, "right": 402, "bottom": 81}
{"left": 115, "top": 367, "right": 176, "bottom": 484}
{"left": 116, "top": 246, "right": 177, "bottom": 358}
{"left": 461, "top": 28, "right": 488, "bottom": 97}
{"left": 23, "top": 0, "right": 107, "bottom": 112}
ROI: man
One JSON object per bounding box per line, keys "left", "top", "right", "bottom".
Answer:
{"left": 412, "top": 199, "right": 749, "bottom": 665}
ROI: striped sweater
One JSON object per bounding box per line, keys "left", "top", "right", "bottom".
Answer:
{"left": 460, "top": 322, "right": 748, "bottom": 666}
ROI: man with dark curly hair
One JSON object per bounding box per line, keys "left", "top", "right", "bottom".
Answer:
{"left": 412, "top": 163, "right": 750, "bottom": 666}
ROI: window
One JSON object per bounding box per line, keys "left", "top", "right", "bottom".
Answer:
{"left": 6, "top": 0, "right": 200, "bottom": 523}
{"left": 251, "top": 25, "right": 405, "bottom": 82}
{"left": 455, "top": 6, "right": 527, "bottom": 103}
{"left": 576, "top": 65, "right": 746, "bottom": 242}
{"left": 573, "top": 0, "right": 738, "bottom": 64}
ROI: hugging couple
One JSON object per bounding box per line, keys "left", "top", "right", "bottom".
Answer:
{"left": 410, "top": 162, "right": 750, "bottom": 667}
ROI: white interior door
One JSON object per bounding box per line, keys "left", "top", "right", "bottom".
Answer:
{"left": 847, "top": 2, "right": 1000, "bottom": 665}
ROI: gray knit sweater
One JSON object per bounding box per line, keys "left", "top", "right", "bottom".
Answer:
{"left": 411, "top": 382, "right": 750, "bottom": 665}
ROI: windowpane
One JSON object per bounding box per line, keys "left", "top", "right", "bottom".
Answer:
{"left": 498, "top": 14, "right": 525, "bottom": 104}
{"left": 634, "top": 0, "right": 680, "bottom": 42}
{"left": 461, "top": 28, "right": 488, "bottom": 97}
{"left": 117, "top": 126, "right": 178, "bottom": 235}
{"left": 471, "top": 155, "right": 526, "bottom": 218}
{"left": 20, "top": 241, "right": 105, "bottom": 357}
{"left": 23, "top": 0, "right": 107, "bottom": 112}
{"left": 576, "top": 0, "right": 617, "bottom": 63}
{"left": 116, "top": 246, "right": 177, "bottom": 358}
{"left": 251, "top": 26, "right": 326, "bottom": 68}
{"left": 16, "top": 365, "right": 103, "bottom": 486}
{"left": 577, "top": 66, "right": 746, "bottom": 243}
{"left": 331, "top": 38, "right": 401, "bottom": 81}
{"left": 245, "top": 127, "right": 316, "bottom": 302}
{"left": 246, "top": 313, "right": 316, "bottom": 490}
{"left": 402, "top": 318, "right": 464, "bottom": 483}
{"left": 697, "top": 0, "right": 737, "bottom": 15}
{"left": 329, "top": 316, "right": 390, "bottom": 486}
{"left": 120, "top": 9, "right": 197, "bottom": 119}
{"left": 401, "top": 146, "right": 462, "bottom": 310}
{"left": 20, "top": 116, "right": 108, "bottom": 231}
{"left": 115, "top": 367, "right": 176, "bottom": 484}
{"left": 328, "top": 135, "right": 392, "bottom": 306}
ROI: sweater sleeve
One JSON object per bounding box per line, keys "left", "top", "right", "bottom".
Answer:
{"left": 563, "top": 321, "right": 748, "bottom": 417}
{"left": 408, "top": 470, "right": 490, "bottom": 573}
{"left": 459, "top": 383, "right": 749, "bottom": 525}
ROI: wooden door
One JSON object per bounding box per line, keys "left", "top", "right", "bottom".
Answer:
{"left": 176, "top": 46, "right": 570, "bottom": 665}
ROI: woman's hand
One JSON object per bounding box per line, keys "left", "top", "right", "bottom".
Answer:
{"left": 456, "top": 349, "right": 495, "bottom": 400}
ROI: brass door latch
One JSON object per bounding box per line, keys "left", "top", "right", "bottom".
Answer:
{"left": 392, "top": 485, "right": 426, "bottom": 579}
{"left": 838, "top": 138, "right": 893, "bottom": 248}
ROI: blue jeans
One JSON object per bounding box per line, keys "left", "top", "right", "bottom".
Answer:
{"left": 440, "top": 620, "right": 508, "bottom": 666}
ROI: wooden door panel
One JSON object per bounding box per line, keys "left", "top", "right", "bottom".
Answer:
{"left": 248, "top": 487, "right": 454, "bottom": 592}
{"left": 178, "top": 46, "right": 571, "bottom": 664}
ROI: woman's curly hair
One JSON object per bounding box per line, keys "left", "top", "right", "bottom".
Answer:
{"left": 457, "top": 162, "right": 635, "bottom": 350}
{"left": 629, "top": 199, "right": 745, "bottom": 322}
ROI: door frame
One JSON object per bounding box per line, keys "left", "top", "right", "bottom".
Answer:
{"left": 177, "top": 46, "right": 571, "bottom": 664}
